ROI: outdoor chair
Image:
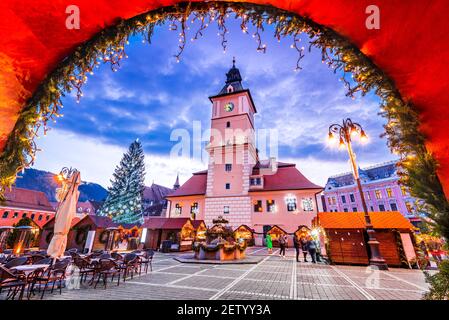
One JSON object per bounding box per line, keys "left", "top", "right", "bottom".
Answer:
{"left": 111, "top": 251, "right": 124, "bottom": 262}
{"left": 25, "top": 267, "right": 46, "bottom": 299}
{"left": 138, "top": 250, "right": 154, "bottom": 274}
{"left": 3, "top": 256, "right": 29, "bottom": 269}
{"left": 93, "top": 258, "right": 121, "bottom": 289}
{"left": 98, "top": 253, "right": 112, "bottom": 259}
{"left": 73, "top": 256, "right": 96, "bottom": 283}
{"left": 32, "top": 259, "right": 70, "bottom": 299}
{"left": 117, "top": 253, "right": 139, "bottom": 282}
{"left": 0, "top": 265, "right": 27, "bottom": 300}
{"left": 30, "top": 254, "right": 47, "bottom": 264}
{"left": 34, "top": 257, "right": 53, "bottom": 265}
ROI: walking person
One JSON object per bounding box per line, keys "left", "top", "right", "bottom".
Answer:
{"left": 300, "top": 237, "right": 308, "bottom": 262}
{"left": 293, "top": 234, "right": 301, "bottom": 262}
{"left": 266, "top": 233, "right": 273, "bottom": 254}
{"left": 307, "top": 236, "right": 317, "bottom": 264}
{"left": 279, "top": 234, "right": 287, "bottom": 258}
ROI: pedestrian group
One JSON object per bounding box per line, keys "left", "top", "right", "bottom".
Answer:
{"left": 266, "top": 233, "right": 318, "bottom": 263}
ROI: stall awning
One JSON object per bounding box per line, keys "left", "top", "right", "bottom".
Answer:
{"left": 316, "top": 211, "right": 415, "bottom": 230}
{"left": 142, "top": 217, "right": 205, "bottom": 230}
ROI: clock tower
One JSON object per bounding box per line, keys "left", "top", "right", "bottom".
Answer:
{"left": 204, "top": 58, "right": 258, "bottom": 227}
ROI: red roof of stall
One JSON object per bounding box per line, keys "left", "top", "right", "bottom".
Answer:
{"left": 316, "top": 211, "right": 415, "bottom": 230}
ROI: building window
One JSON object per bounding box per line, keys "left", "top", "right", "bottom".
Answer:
{"left": 250, "top": 178, "right": 262, "bottom": 186}
{"left": 31, "top": 214, "right": 35, "bottom": 220}
{"left": 77, "top": 207, "right": 82, "bottom": 213}
{"left": 226, "top": 121, "right": 231, "bottom": 128}
{"left": 253, "top": 200, "right": 263, "bottom": 212}
{"left": 190, "top": 202, "right": 198, "bottom": 220}
{"left": 375, "top": 190, "right": 382, "bottom": 199}
{"left": 225, "top": 183, "right": 231, "bottom": 190}
{"left": 22, "top": 213, "right": 27, "bottom": 218}
{"left": 341, "top": 195, "right": 346, "bottom": 204}
{"left": 405, "top": 202, "right": 413, "bottom": 213}
{"left": 13, "top": 212, "right": 18, "bottom": 218}
{"left": 401, "top": 186, "right": 407, "bottom": 196}
{"left": 343, "top": 208, "right": 349, "bottom": 212}
{"left": 352, "top": 207, "right": 357, "bottom": 212}
{"left": 370, "top": 206, "right": 374, "bottom": 211}
{"left": 302, "top": 198, "right": 314, "bottom": 211}
{"left": 386, "top": 188, "right": 393, "bottom": 198}
{"left": 390, "top": 203, "right": 398, "bottom": 211}
{"left": 175, "top": 203, "right": 182, "bottom": 215}
{"left": 379, "top": 204, "right": 386, "bottom": 211}
{"left": 327, "top": 197, "right": 332, "bottom": 205}
{"left": 225, "top": 164, "right": 232, "bottom": 172}
{"left": 286, "top": 197, "right": 297, "bottom": 212}
{"left": 2, "top": 211, "right": 8, "bottom": 219}
{"left": 365, "top": 192, "right": 371, "bottom": 200}
{"left": 224, "top": 206, "right": 230, "bottom": 214}
{"left": 332, "top": 197, "right": 337, "bottom": 205}
{"left": 46, "top": 215, "right": 50, "bottom": 220}
{"left": 350, "top": 194, "right": 355, "bottom": 202}
{"left": 266, "top": 200, "right": 276, "bottom": 212}
{"left": 38, "top": 215, "right": 43, "bottom": 221}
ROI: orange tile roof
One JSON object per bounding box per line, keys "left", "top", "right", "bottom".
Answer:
{"left": 316, "top": 211, "right": 415, "bottom": 230}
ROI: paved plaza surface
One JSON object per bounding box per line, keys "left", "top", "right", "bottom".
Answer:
{"left": 2, "top": 247, "right": 430, "bottom": 300}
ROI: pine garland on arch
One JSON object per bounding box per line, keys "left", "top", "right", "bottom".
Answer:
{"left": 0, "top": 1, "right": 447, "bottom": 240}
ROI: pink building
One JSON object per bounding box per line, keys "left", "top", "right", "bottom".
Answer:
{"left": 166, "top": 60, "right": 322, "bottom": 245}
{"left": 323, "top": 161, "right": 422, "bottom": 225}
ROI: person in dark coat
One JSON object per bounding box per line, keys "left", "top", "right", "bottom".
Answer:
{"left": 278, "top": 234, "right": 287, "bottom": 258}
{"left": 306, "top": 236, "right": 317, "bottom": 263}
{"left": 300, "top": 237, "right": 308, "bottom": 262}
{"left": 293, "top": 234, "right": 301, "bottom": 262}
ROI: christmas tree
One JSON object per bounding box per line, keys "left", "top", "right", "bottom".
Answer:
{"left": 98, "top": 139, "right": 145, "bottom": 225}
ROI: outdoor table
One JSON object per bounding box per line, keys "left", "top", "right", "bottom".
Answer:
{"left": 11, "top": 264, "right": 50, "bottom": 275}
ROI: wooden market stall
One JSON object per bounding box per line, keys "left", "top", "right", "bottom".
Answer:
{"left": 234, "top": 224, "right": 255, "bottom": 246}
{"left": 192, "top": 220, "right": 207, "bottom": 242}
{"left": 142, "top": 218, "right": 205, "bottom": 251}
{"left": 266, "top": 225, "right": 288, "bottom": 247}
{"left": 294, "top": 225, "right": 311, "bottom": 240}
{"left": 1, "top": 218, "right": 42, "bottom": 252}
{"left": 314, "top": 211, "right": 418, "bottom": 267}
{"left": 40, "top": 215, "right": 140, "bottom": 253}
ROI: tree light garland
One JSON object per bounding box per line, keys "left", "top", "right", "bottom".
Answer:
{"left": 0, "top": 1, "right": 447, "bottom": 240}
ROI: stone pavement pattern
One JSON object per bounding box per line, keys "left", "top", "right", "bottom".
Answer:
{"left": 1, "top": 247, "right": 430, "bottom": 300}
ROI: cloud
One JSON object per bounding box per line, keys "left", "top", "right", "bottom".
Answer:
{"left": 33, "top": 129, "right": 206, "bottom": 189}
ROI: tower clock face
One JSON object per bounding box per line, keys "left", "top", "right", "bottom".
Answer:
{"left": 224, "top": 102, "right": 234, "bottom": 112}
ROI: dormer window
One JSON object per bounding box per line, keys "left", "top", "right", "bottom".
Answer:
{"left": 227, "top": 85, "right": 234, "bottom": 93}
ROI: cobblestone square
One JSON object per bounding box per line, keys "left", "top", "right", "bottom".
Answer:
{"left": 1, "top": 247, "right": 430, "bottom": 300}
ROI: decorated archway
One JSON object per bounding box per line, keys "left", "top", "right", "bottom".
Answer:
{"left": 1, "top": 0, "right": 449, "bottom": 239}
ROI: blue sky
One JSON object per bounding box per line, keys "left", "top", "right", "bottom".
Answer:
{"left": 33, "top": 14, "right": 396, "bottom": 188}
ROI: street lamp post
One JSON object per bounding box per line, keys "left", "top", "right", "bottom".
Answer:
{"left": 328, "top": 118, "right": 388, "bottom": 270}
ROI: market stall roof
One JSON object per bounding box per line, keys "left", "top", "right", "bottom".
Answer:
{"left": 316, "top": 211, "right": 415, "bottom": 230}
{"left": 71, "top": 215, "right": 138, "bottom": 229}
{"left": 0, "top": 0, "right": 449, "bottom": 198}
{"left": 142, "top": 217, "right": 205, "bottom": 230}
{"left": 42, "top": 216, "right": 81, "bottom": 229}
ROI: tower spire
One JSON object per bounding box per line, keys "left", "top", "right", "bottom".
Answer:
{"left": 216, "top": 58, "right": 243, "bottom": 95}
{"left": 173, "top": 173, "right": 180, "bottom": 190}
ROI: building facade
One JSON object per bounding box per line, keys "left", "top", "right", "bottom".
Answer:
{"left": 322, "top": 161, "right": 421, "bottom": 223}
{"left": 143, "top": 182, "right": 174, "bottom": 217}
{"left": 166, "top": 61, "right": 323, "bottom": 244}
{"left": 0, "top": 187, "right": 55, "bottom": 228}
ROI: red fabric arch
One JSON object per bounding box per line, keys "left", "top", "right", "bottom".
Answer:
{"left": 0, "top": 0, "right": 448, "bottom": 197}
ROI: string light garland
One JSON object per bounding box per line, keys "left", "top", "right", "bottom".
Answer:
{"left": 0, "top": 1, "right": 447, "bottom": 240}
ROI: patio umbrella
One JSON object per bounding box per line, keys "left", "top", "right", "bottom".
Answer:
{"left": 47, "top": 169, "right": 81, "bottom": 259}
